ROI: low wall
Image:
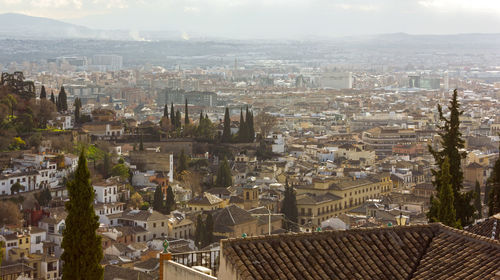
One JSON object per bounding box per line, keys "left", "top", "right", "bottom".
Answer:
{"left": 164, "top": 260, "right": 217, "bottom": 280}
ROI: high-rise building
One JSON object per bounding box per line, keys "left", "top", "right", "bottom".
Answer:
{"left": 320, "top": 72, "right": 352, "bottom": 89}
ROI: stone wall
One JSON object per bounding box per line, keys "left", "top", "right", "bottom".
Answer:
{"left": 164, "top": 260, "right": 217, "bottom": 280}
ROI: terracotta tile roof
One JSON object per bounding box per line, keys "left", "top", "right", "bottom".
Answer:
{"left": 221, "top": 223, "right": 500, "bottom": 280}
{"left": 466, "top": 214, "right": 500, "bottom": 240}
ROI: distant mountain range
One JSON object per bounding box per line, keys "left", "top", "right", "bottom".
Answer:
{"left": 0, "top": 13, "right": 183, "bottom": 40}
{"left": 1, "top": 13, "right": 500, "bottom": 45}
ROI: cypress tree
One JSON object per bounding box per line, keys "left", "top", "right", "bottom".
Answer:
{"left": 40, "top": 85, "right": 47, "bottom": 99}
{"left": 246, "top": 106, "right": 255, "bottom": 142}
{"left": 164, "top": 104, "right": 169, "bottom": 118}
{"left": 203, "top": 213, "right": 214, "bottom": 247}
{"left": 139, "top": 133, "right": 144, "bottom": 151}
{"left": 194, "top": 214, "right": 204, "bottom": 248}
{"left": 101, "top": 153, "right": 111, "bottom": 179}
{"left": 238, "top": 108, "right": 247, "bottom": 143}
{"left": 428, "top": 89, "right": 474, "bottom": 226}
{"left": 199, "top": 111, "right": 203, "bottom": 124}
{"left": 184, "top": 99, "right": 189, "bottom": 125}
{"left": 74, "top": 97, "right": 81, "bottom": 124}
{"left": 50, "top": 91, "right": 55, "bottom": 104}
{"left": 474, "top": 181, "right": 482, "bottom": 219}
{"left": 215, "top": 157, "right": 232, "bottom": 188}
{"left": 170, "top": 103, "right": 175, "bottom": 126}
{"left": 175, "top": 110, "right": 181, "bottom": 129}
{"left": 61, "top": 150, "right": 103, "bottom": 280}
{"left": 281, "top": 180, "right": 299, "bottom": 232}
{"left": 165, "top": 186, "right": 176, "bottom": 214}
{"left": 153, "top": 185, "right": 164, "bottom": 213}
{"left": 488, "top": 143, "right": 500, "bottom": 216}
{"left": 222, "top": 107, "right": 231, "bottom": 143}
{"left": 59, "top": 86, "right": 68, "bottom": 111}
{"left": 177, "top": 149, "right": 189, "bottom": 174}
{"left": 436, "top": 157, "right": 460, "bottom": 228}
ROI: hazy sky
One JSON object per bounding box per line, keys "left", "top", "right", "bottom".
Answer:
{"left": 2, "top": 0, "right": 500, "bottom": 39}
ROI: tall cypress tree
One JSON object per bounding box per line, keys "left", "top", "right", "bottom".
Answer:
{"left": 215, "top": 157, "right": 232, "bottom": 188}
{"left": 61, "top": 150, "right": 103, "bottom": 280}
{"left": 177, "top": 149, "right": 189, "bottom": 175}
{"left": 194, "top": 214, "right": 204, "bottom": 248}
{"left": 40, "top": 85, "right": 47, "bottom": 99}
{"left": 428, "top": 89, "right": 474, "bottom": 226}
{"left": 246, "top": 106, "right": 255, "bottom": 142}
{"left": 203, "top": 213, "right": 214, "bottom": 247}
{"left": 153, "top": 185, "right": 164, "bottom": 213}
{"left": 50, "top": 91, "right": 55, "bottom": 104}
{"left": 175, "top": 110, "right": 182, "bottom": 129}
{"left": 139, "top": 133, "right": 144, "bottom": 151}
{"left": 170, "top": 102, "right": 175, "bottom": 126}
{"left": 184, "top": 99, "right": 189, "bottom": 125}
{"left": 281, "top": 180, "right": 299, "bottom": 232}
{"left": 488, "top": 143, "right": 500, "bottom": 216}
{"left": 165, "top": 186, "right": 176, "bottom": 214}
{"left": 435, "top": 157, "right": 460, "bottom": 228}
{"left": 238, "top": 108, "right": 247, "bottom": 143}
{"left": 59, "top": 86, "right": 68, "bottom": 111}
{"left": 222, "top": 107, "right": 231, "bottom": 143}
{"left": 74, "top": 98, "right": 81, "bottom": 124}
{"left": 163, "top": 104, "right": 169, "bottom": 118}
{"left": 474, "top": 181, "right": 482, "bottom": 219}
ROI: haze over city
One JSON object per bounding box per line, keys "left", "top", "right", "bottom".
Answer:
{"left": 0, "top": 1, "right": 500, "bottom": 280}
{"left": 1, "top": 0, "right": 500, "bottom": 38}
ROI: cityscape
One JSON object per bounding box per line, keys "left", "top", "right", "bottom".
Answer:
{"left": 0, "top": 1, "right": 500, "bottom": 280}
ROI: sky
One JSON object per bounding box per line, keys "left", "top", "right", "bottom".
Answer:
{"left": 1, "top": 0, "right": 500, "bottom": 39}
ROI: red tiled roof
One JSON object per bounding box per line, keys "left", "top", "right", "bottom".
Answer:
{"left": 466, "top": 214, "right": 500, "bottom": 240}
{"left": 221, "top": 223, "right": 500, "bottom": 280}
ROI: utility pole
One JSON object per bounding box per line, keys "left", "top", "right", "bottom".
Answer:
{"left": 251, "top": 207, "right": 284, "bottom": 235}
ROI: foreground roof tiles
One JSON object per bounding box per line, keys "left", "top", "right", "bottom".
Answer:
{"left": 221, "top": 223, "right": 500, "bottom": 280}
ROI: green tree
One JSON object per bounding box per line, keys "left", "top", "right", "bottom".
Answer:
{"left": 203, "top": 213, "right": 214, "bottom": 247}
{"left": 215, "top": 157, "right": 232, "bottom": 188}
{"left": 58, "top": 86, "right": 68, "bottom": 112}
{"left": 2, "top": 94, "right": 17, "bottom": 118}
{"left": 428, "top": 89, "right": 474, "bottom": 226}
{"left": 153, "top": 186, "right": 164, "bottom": 212}
{"left": 222, "top": 107, "right": 231, "bottom": 142}
{"left": 50, "top": 91, "right": 55, "bottom": 104}
{"left": 165, "top": 185, "right": 176, "bottom": 214}
{"left": 36, "top": 187, "right": 52, "bottom": 207}
{"left": 488, "top": 143, "right": 500, "bottom": 216}
{"left": 163, "top": 104, "right": 169, "bottom": 118}
{"left": 434, "top": 157, "right": 460, "bottom": 228}
{"left": 40, "top": 85, "right": 47, "bottom": 99}
{"left": 238, "top": 108, "right": 247, "bottom": 143}
{"left": 139, "top": 133, "right": 144, "bottom": 151}
{"left": 110, "top": 164, "right": 130, "bottom": 180}
{"left": 74, "top": 97, "right": 82, "bottom": 124}
{"left": 100, "top": 153, "right": 111, "bottom": 179}
{"left": 175, "top": 110, "right": 181, "bottom": 129}
{"left": 10, "top": 182, "right": 24, "bottom": 194}
{"left": 474, "top": 181, "right": 482, "bottom": 219}
{"left": 184, "top": 99, "right": 189, "bottom": 125}
{"left": 170, "top": 102, "right": 175, "bottom": 126}
{"left": 281, "top": 180, "right": 299, "bottom": 232}
{"left": 61, "top": 150, "right": 103, "bottom": 280}
{"left": 246, "top": 106, "right": 255, "bottom": 142}
{"left": 194, "top": 214, "right": 204, "bottom": 249}
{"left": 177, "top": 149, "right": 189, "bottom": 175}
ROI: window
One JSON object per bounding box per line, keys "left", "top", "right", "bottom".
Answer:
{"left": 19, "top": 239, "right": 22, "bottom": 245}
{"left": 36, "top": 236, "right": 41, "bottom": 244}
{"left": 26, "top": 238, "right": 28, "bottom": 243}
{"left": 153, "top": 223, "right": 156, "bottom": 228}
{"left": 161, "top": 222, "right": 164, "bottom": 227}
